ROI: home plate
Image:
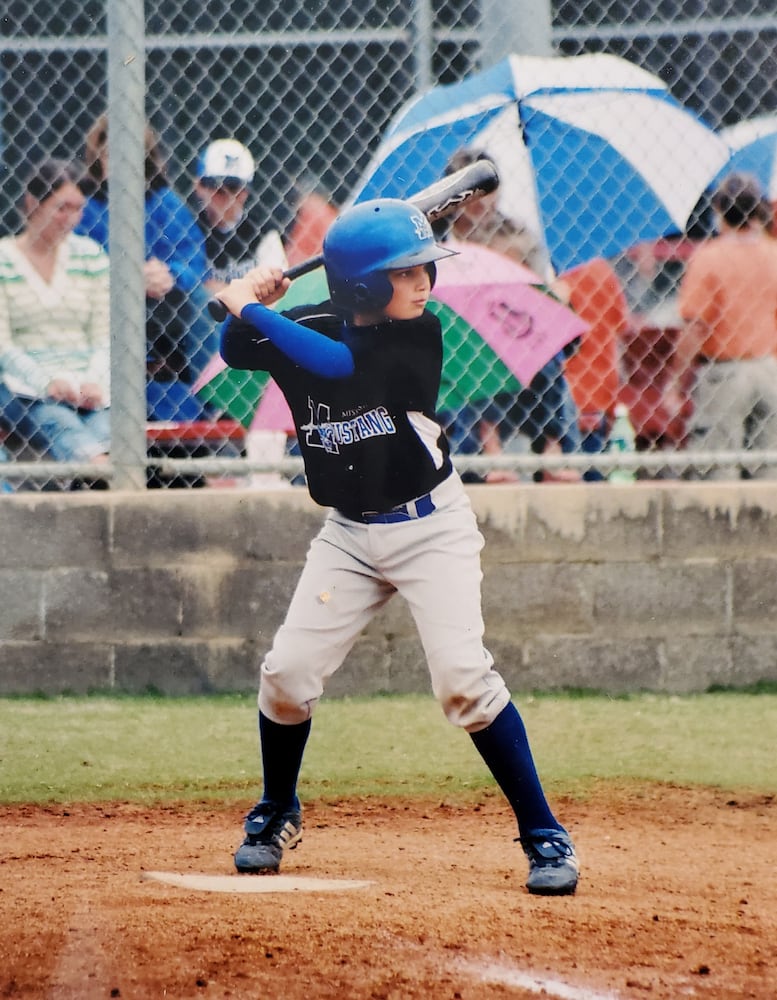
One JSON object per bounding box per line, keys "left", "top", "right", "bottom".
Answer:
{"left": 141, "top": 871, "right": 373, "bottom": 894}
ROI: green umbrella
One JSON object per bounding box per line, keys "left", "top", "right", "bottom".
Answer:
{"left": 283, "top": 270, "right": 524, "bottom": 412}
{"left": 196, "top": 366, "right": 273, "bottom": 429}
{"left": 427, "top": 299, "right": 522, "bottom": 414}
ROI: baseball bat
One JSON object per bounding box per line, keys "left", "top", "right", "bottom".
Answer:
{"left": 206, "top": 158, "right": 499, "bottom": 321}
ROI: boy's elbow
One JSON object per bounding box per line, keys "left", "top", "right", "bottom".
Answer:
{"left": 220, "top": 344, "right": 243, "bottom": 368}
{"left": 220, "top": 322, "right": 262, "bottom": 370}
{"left": 219, "top": 324, "right": 240, "bottom": 364}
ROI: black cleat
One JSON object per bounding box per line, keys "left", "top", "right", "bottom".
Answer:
{"left": 520, "top": 829, "right": 579, "bottom": 895}
{"left": 234, "top": 801, "right": 303, "bottom": 874}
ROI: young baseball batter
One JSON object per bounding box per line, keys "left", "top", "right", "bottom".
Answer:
{"left": 216, "top": 198, "right": 579, "bottom": 895}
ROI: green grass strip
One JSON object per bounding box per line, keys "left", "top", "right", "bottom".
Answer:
{"left": 1, "top": 690, "right": 775, "bottom": 805}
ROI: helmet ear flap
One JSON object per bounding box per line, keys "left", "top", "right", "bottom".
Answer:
{"left": 352, "top": 282, "right": 371, "bottom": 306}
{"left": 351, "top": 274, "right": 393, "bottom": 311}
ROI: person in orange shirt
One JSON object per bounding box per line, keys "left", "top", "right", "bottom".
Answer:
{"left": 561, "top": 258, "right": 632, "bottom": 480}
{"left": 669, "top": 172, "right": 777, "bottom": 479}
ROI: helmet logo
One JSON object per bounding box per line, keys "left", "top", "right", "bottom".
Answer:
{"left": 411, "top": 213, "right": 434, "bottom": 241}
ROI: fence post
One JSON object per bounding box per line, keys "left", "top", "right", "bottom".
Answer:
{"left": 479, "top": 0, "right": 554, "bottom": 60}
{"left": 411, "top": 0, "right": 434, "bottom": 93}
{"left": 107, "top": 0, "right": 148, "bottom": 490}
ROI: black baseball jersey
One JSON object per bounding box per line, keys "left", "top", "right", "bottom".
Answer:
{"left": 221, "top": 302, "right": 453, "bottom": 514}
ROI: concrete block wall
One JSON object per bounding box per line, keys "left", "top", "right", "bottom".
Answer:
{"left": 1, "top": 482, "right": 777, "bottom": 696}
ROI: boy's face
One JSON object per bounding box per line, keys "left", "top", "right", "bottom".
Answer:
{"left": 382, "top": 265, "right": 432, "bottom": 320}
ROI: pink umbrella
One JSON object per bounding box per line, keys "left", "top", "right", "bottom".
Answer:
{"left": 192, "top": 352, "right": 227, "bottom": 394}
{"left": 251, "top": 379, "right": 295, "bottom": 433}
{"left": 433, "top": 240, "right": 588, "bottom": 385}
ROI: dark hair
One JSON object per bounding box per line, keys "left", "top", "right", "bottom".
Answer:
{"left": 83, "top": 112, "right": 169, "bottom": 192}
{"left": 712, "top": 172, "right": 770, "bottom": 228}
{"left": 444, "top": 147, "right": 491, "bottom": 177}
{"left": 24, "top": 159, "right": 84, "bottom": 202}
{"left": 432, "top": 148, "right": 494, "bottom": 239}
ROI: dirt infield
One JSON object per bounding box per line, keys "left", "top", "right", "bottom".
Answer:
{"left": 2, "top": 783, "right": 775, "bottom": 999}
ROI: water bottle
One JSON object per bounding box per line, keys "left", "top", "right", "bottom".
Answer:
{"left": 0, "top": 444, "right": 14, "bottom": 494}
{"left": 608, "top": 404, "right": 636, "bottom": 483}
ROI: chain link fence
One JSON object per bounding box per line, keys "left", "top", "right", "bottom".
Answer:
{"left": 1, "top": 1, "right": 776, "bottom": 490}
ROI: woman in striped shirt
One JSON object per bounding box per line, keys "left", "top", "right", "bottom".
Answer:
{"left": 0, "top": 159, "right": 110, "bottom": 470}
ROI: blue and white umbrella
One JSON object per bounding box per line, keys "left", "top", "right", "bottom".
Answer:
{"left": 351, "top": 53, "right": 731, "bottom": 276}
{"left": 719, "top": 116, "right": 777, "bottom": 199}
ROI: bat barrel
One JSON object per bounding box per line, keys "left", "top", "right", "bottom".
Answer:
{"left": 410, "top": 158, "right": 499, "bottom": 220}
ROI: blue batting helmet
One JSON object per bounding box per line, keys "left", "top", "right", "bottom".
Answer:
{"left": 322, "top": 198, "right": 457, "bottom": 312}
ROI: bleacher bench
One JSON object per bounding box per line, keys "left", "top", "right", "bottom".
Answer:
{"left": 0, "top": 418, "right": 247, "bottom": 490}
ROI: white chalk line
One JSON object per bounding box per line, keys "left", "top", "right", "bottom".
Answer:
{"left": 47, "top": 896, "right": 111, "bottom": 998}
{"left": 453, "top": 955, "right": 621, "bottom": 1000}
{"left": 381, "top": 934, "right": 622, "bottom": 1000}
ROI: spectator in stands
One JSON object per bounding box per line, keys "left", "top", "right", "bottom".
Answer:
{"left": 465, "top": 370, "right": 581, "bottom": 484}
{"left": 194, "top": 155, "right": 336, "bottom": 479}
{"left": 0, "top": 159, "right": 110, "bottom": 473}
{"left": 668, "top": 172, "right": 777, "bottom": 479}
{"left": 195, "top": 138, "right": 288, "bottom": 294}
{"left": 441, "top": 148, "right": 550, "bottom": 278}
{"left": 195, "top": 144, "right": 338, "bottom": 291}
{"left": 560, "top": 258, "right": 632, "bottom": 480}
{"left": 439, "top": 148, "right": 581, "bottom": 482}
{"left": 77, "top": 113, "right": 214, "bottom": 417}
{"left": 283, "top": 181, "right": 339, "bottom": 268}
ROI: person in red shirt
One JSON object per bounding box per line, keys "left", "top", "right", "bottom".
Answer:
{"left": 284, "top": 187, "right": 338, "bottom": 267}
{"left": 561, "top": 258, "right": 632, "bottom": 480}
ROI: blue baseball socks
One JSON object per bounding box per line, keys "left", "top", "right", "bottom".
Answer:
{"left": 469, "top": 700, "right": 564, "bottom": 838}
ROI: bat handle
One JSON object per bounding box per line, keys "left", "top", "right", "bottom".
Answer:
{"left": 207, "top": 253, "right": 325, "bottom": 321}
{"left": 284, "top": 254, "right": 324, "bottom": 280}
{"left": 207, "top": 298, "right": 229, "bottom": 321}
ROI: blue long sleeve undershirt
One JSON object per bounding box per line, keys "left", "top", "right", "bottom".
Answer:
{"left": 241, "top": 303, "right": 355, "bottom": 378}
